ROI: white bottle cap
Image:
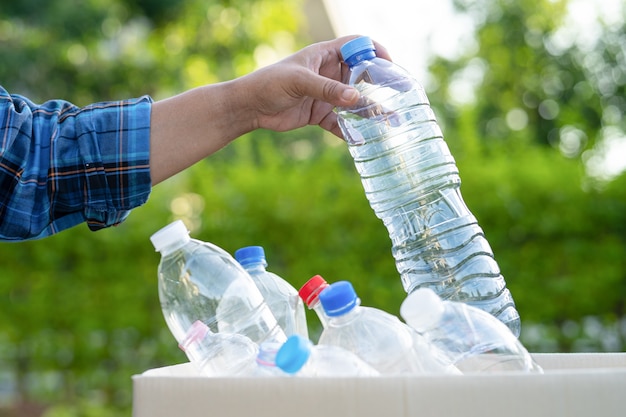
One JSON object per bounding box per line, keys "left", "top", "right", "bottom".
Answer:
{"left": 150, "top": 220, "right": 190, "bottom": 252}
{"left": 400, "top": 288, "right": 446, "bottom": 332}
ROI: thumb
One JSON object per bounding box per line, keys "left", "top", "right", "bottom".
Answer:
{"left": 300, "top": 72, "right": 359, "bottom": 107}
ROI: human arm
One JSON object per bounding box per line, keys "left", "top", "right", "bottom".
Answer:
{"left": 0, "top": 35, "right": 390, "bottom": 240}
{"left": 149, "top": 35, "right": 391, "bottom": 184}
{"left": 0, "top": 89, "right": 152, "bottom": 241}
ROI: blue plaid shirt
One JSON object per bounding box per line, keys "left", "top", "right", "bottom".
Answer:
{"left": 0, "top": 86, "right": 153, "bottom": 241}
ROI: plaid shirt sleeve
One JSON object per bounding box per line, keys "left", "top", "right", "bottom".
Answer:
{"left": 0, "top": 86, "right": 153, "bottom": 241}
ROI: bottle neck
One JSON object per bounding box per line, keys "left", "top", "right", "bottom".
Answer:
{"left": 312, "top": 303, "right": 328, "bottom": 328}
{"left": 327, "top": 306, "right": 361, "bottom": 326}
{"left": 256, "top": 342, "right": 281, "bottom": 368}
{"left": 158, "top": 236, "right": 190, "bottom": 256}
{"left": 243, "top": 263, "right": 267, "bottom": 274}
{"left": 345, "top": 49, "right": 376, "bottom": 68}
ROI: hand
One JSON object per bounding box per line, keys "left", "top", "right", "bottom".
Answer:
{"left": 149, "top": 36, "right": 391, "bottom": 185}
{"left": 238, "top": 35, "right": 391, "bottom": 138}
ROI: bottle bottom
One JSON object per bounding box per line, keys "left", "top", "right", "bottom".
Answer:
{"left": 492, "top": 306, "right": 521, "bottom": 338}
{"left": 393, "top": 222, "right": 521, "bottom": 337}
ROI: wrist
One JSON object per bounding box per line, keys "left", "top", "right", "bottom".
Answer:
{"left": 149, "top": 81, "right": 257, "bottom": 184}
{"left": 213, "top": 78, "right": 258, "bottom": 136}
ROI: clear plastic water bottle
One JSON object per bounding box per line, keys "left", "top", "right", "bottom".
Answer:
{"left": 298, "top": 275, "right": 330, "bottom": 329}
{"left": 150, "top": 220, "right": 286, "bottom": 345}
{"left": 275, "top": 334, "right": 379, "bottom": 377}
{"left": 400, "top": 288, "right": 542, "bottom": 373}
{"left": 235, "top": 246, "right": 308, "bottom": 338}
{"left": 336, "top": 36, "right": 520, "bottom": 337}
{"left": 180, "top": 320, "right": 285, "bottom": 377}
{"left": 317, "top": 281, "right": 458, "bottom": 375}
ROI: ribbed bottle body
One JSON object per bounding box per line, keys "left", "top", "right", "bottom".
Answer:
{"left": 338, "top": 52, "right": 520, "bottom": 336}
{"left": 318, "top": 306, "right": 447, "bottom": 375}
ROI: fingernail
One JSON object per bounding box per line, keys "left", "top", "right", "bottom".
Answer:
{"left": 342, "top": 87, "right": 358, "bottom": 102}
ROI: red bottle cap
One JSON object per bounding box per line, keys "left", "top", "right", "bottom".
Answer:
{"left": 298, "top": 275, "right": 329, "bottom": 307}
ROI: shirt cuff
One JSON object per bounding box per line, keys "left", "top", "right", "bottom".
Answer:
{"left": 64, "top": 96, "right": 154, "bottom": 232}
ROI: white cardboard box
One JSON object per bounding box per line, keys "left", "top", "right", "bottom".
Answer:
{"left": 132, "top": 353, "right": 626, "bottom": 417}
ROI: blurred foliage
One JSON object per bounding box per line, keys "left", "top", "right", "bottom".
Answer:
{"left": 428, "top": 0, "right": 626, "bottom": 349}
{"left": 1, "top": 0, "right": 625, "bottom": 416}
{"left": 433, "top": 0, "right": 626, "bottom": 180}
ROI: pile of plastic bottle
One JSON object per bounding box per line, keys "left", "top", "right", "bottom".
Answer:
{"left": 150, "top": 221, "right": 542, "bottom": 377}
{"left": 148, "top": 36, "right": 542, "bottom": 378}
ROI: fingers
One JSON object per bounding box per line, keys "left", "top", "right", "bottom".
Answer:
{"left": 372, "top": 40, "right": 392, "bottom": 61}
{"left": 295, "top": 35, "right": 391, "bottom": 138}
{"left": 298, "top": 71, "right": 360, "bottom": 108}
{"left": 288, "top": 35, "right": 390, "bottom": 108}
{"left": 318, "top": 110, "right": 345, "bottom": 139}
{"left": 247, "top": 35, "right": 390, "bottom": 136}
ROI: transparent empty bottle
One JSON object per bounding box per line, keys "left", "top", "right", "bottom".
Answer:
{"left": 180, "top": 320, "right": 286, "bottom": 377}
{"left": 235, "top": 246, "right": 308, "bottom": 338}
{"left": 336, "top": 36, "right": 520, "bottom": 336}
{"left": 400, "top": 288, "right": 542, "bottom": 373}
{"left": 275, "top": 334, "right": 379, "bottom": 377}
{"left": 179, "top": 320, "right": 259, "bottom": 377}
{"left": 150, "top": 220, "right": 286, "bottom": 345}
{"left": 317, "top": 280, "right": 457, "bottom": 375}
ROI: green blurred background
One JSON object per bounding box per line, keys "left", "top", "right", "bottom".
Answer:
{"left": 1, "top": 0, "right": 625, "bottom": 415}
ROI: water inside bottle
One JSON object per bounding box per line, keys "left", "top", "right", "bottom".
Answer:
{"left": 337, "top": 57, "right": 521, "bottom": 336}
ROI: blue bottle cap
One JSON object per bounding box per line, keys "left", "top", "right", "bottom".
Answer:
{"left": 340, "top": 36, "right": 376, "bottom": 65}
{"left": 275, "top": 335, "right": 312, "bottom": 374}
{"left": 319, "top": 281, "right": 360, "bottom": 317}
{"left": 234, "top": 246, "right": 268, "bottom": 268}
